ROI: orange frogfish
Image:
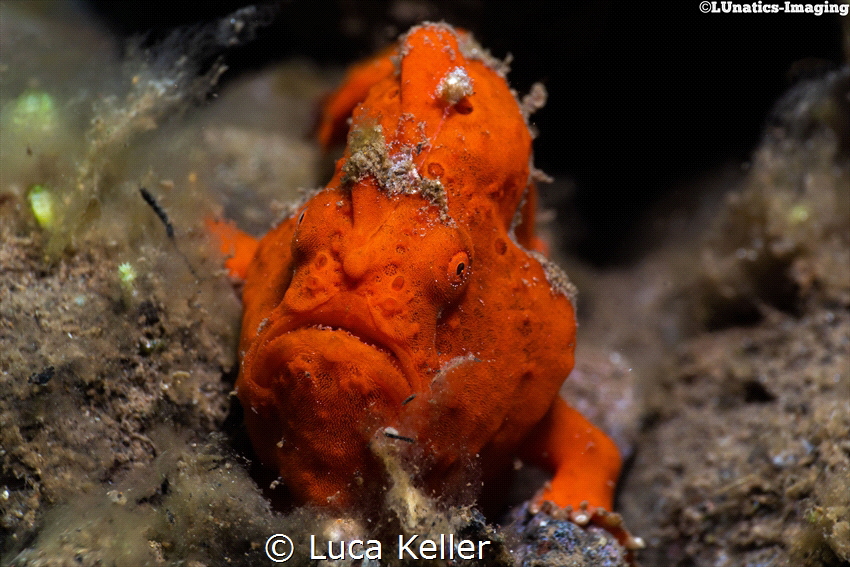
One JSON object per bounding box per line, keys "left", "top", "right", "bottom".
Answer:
{"left": 212, "top": 22, "right": 631, "bottom": 545}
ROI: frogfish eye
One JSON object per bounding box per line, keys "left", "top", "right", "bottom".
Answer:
{"left": 448, "top": 251, "right": 470, "bottom": 286}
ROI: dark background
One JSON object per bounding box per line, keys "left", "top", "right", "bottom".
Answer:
{"left": 85, "top": 1, "right": 846, "bottom": 265}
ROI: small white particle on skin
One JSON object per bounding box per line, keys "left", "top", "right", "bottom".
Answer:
{"left": 438, "top": 67, "right": 474, "bottom": 105}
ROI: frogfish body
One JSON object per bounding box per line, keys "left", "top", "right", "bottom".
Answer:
{"left": 213, "top": 23, "right": 623, "bottom": 528}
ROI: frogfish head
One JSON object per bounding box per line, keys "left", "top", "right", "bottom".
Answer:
{"left": 234, "top": 178, "right": 474, "bottom": 506}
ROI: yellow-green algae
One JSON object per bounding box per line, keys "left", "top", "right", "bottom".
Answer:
{"left": 10, "top": 91, "right": 58, "bottom": 132}
{"left": 26, "top": 185, "right": 55, "bottom": 229}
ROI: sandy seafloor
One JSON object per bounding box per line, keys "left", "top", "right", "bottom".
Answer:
{"left": 1, "top": 3, "right": 848, "bottom": 566}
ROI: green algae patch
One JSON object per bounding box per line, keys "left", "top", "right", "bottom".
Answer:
{"left": 10, "top": 91, "right": 58, "bottom": 133}
{"left": 26, "top": 185, "right": 55, "bottom": 229}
